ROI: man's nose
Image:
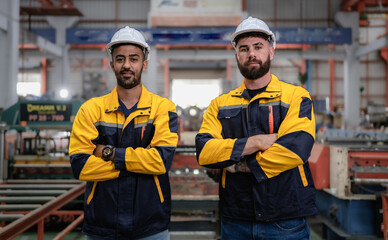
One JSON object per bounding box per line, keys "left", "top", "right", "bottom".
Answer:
{"left": 248, "top": 52, "right": 256, "bottom": 60}
{"left": 123, "top": 59, "right": 132, "bottom": 69}
{"left": 248, "top": 49, "right": 256, "bottom": 58}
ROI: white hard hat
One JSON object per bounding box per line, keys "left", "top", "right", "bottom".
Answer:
{"left": 106, "top": 26, "right": 150, "bottom": 61}
{"left": 231, "top": 16, "right": 276, "bottom": 49}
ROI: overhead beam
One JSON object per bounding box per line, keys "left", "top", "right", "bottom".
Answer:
{"left": 23, "top": 30, "right": 62, "bottom": 57}
{"left": 356, "top": 35, "right": 388, "bottom": 57}
{"left": 60, "top": 48, "right": 349, "bottom": 61}
{"left": 21, "top": 0, "right": 82, "bottom": 16}
{"left": 157, "top": 49, "right": 346, "bottom": 61}
{"left": 275, "top": 50, "right": 346, "bottom": 60}
{"left": 20, "top": 47, "right": 348, "bottom": 65}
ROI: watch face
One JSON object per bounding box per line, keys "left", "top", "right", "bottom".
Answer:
{"left": 102, "top": 145, "right": 113, "bottom": 160}
{"left": 103, "top": 147, "right": 112, "bottom": 155}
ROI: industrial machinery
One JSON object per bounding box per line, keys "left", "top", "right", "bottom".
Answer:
{"left": 0, "top": 100, "right": 85, "bottom": 239}
{"left": 310, "top": 128, "right": 388, "bottom": 239}
{"left": 1, "top": 100, "right": 83, "bottom": 179}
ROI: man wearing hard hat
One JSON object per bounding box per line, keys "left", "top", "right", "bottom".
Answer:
{"left": 69, "top": 26, "right": 178, "bottom": 240}
{"left": 196, "top": 17, "right": 317, "bottom": 239}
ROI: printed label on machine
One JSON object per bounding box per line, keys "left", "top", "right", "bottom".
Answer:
{"left": 20, "top": 103, "right": 73, "bottom": 122}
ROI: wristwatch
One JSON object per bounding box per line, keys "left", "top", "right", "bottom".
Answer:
{"left": 102, "top": 145, "right": 114, "bottom": 161}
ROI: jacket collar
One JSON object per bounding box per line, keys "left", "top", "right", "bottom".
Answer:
{"left": 104, "top": 85, "right": 152, "bottom": 113}
{"left": 232, "top": 74, "right": 281, "bottom": 99}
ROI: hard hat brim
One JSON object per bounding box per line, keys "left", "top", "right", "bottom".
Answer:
{"left": 106, "top": 40, "right": 150, "bottom": 60}
{"left": 231, "top": 29, "right": 276, "bottom": 48}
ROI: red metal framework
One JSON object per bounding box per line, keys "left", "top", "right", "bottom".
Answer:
{"left": 342, "top": 0, "right": 388, "bottom": 12}
{"left": 20, "top": 0, "right": 83, "bottom": 17}
{"left": 348, "top": 151, "right": 388, "bottom": 180}
{"left": 0, "top": 179, "right": 85, "bottom": 240}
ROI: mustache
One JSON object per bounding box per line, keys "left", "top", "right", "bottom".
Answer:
{"left": 120, "top": 69, "right": 135, "bottom": 74}
{"left": 246, "top": 59, "right": 262, "bottom": 65}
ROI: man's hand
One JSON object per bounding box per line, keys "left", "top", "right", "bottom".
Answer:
{"left": 242, "top": 133, "right": 278, "bottom": 156}
{"left": 227, "top": 134, "right": 277, "bottom": 173}
{"left": 226, "top": 159, "right": 251, "bottom": 173}
{"left": 93, "top": 144, "right": 104, "bottom": 158}
{"left": 93, "top": 144, "right": 115, "bottom": 161}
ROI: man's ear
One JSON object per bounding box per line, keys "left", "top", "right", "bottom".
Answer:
{"left": 270, "top": 46, "right": 275, "bottom": 60}
{"left": 142, "top": 60, "right": 148, "bottom": 72}
{"left": 110, "top": 60, "right": 114, "bottom": 70}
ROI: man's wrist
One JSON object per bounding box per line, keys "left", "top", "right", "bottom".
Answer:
{"left": 102, "top": 145, "right": 115, "bottom": 161}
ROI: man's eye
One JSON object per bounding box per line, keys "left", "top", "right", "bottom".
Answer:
{"left": 130, "top": 58, "right": 138, "bottom": 62}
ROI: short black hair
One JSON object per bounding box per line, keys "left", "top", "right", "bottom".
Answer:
{"left": 110, "top": 43, "right": 147, "bottom": 60}
{"left": 234, "top": 32, "right": 272, "bottom": 47}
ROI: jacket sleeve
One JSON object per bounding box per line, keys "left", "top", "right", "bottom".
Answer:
{"left": 113, "top": 100, "right": 178, "bottom": 175}
{"left": 196, "top": 98, "right": 248, "bottom": 168}
{"left": 69, "top": 103, "right": 120, "bottom": 182}
{"left": 247, "top": 88, "right": 316, "bottom": 183}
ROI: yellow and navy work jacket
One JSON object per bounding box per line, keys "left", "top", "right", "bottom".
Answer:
{"left": 69, "top": 86, "right": 178, "bottom": 239}
{"left": 196, "top": 74, "right": 317, "bottom": 222}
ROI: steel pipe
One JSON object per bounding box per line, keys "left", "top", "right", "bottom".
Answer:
{"left": 0, "top": 196, "right": 55, "bottom": 203}
{"left": 53, "top": 213, "right": 84, "bottom": 240}
{"left": 13, "top": 164, "right": 71, "bottom": 168}
{"left": 0, "top": 184, "right": 77, "bottom": 189}
{"left": 5, "top": 179, "right": 81, "bottom": 184}
{"left": 0, "top": 181, "right": 86, "bottom": 239}
{"left": 353, "top": 178, "right": 388, "bottom": 184}
{"left": 0, "top": 214, "right": 24, "bottom": 221}
{"left": 0, "top": 190, "right": 66, "bottom": 196}
{"left": 0, "top": 204, "right": 41, "bottom": 210}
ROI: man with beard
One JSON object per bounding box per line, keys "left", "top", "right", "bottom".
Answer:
{"left": 195, "top": 17, "right": 317, "bottom": 239}
{"left": 69, "top": 26, "right": 178, "bottom": 240}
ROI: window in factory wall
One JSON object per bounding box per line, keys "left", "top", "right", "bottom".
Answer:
{"left": 171, "top": 79, "right": 221, "bottom": 109}
{"left": 17, "top": 73, "right": 42, "bottom": 97}
{"left": 172, "top": 78, "right": 222, "bottom": 132}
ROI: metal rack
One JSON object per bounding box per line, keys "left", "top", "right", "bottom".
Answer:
{"left": 0, "top": 179, "right": 85, "bottom": 240}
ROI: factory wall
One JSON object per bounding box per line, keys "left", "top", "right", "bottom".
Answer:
{"left": 16, "top": 0, "right": 388, "bottom": 118}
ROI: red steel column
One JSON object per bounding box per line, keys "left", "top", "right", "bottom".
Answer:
{"left": 164, "top": 59, "right": 170, "bottom": 98}
{"left": 41, "top": 58, "right": 47, "bottom": 95}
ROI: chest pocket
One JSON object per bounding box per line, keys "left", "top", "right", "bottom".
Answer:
{"left": 134, "top": 115, "right": 154, "bottom": 148}
{"left": 94, "top": 122, "right": 122, "bottom": 146}
{"left": 248, "top": 100, "right": 284, "bottom": 135}
{"left": 217, "top": 107, "right": 245, "bottom": 138}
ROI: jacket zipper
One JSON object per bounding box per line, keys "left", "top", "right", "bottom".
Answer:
{"left": 268, "top": 105, "right": 274, "bottom": 134}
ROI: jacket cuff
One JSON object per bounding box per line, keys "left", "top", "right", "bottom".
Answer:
{"left": 114, "top": 147, "right": 126, "bottom": 170}
{"left": 230, "top": 137, "right": 248, "bottom": 162}
{"left": 246, "top": 153, "right": 268, "bottom": 183}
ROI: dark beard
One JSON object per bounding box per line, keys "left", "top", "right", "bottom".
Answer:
{"left": 115, "top": 67, "right": 142, "bottom": 89}
{"left": 238, "top": 55, "right": 271, "bottom": 80}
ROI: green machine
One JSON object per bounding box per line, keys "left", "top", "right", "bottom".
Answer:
{"left": 0, "top": 100, "right": 83, "bottom": 179}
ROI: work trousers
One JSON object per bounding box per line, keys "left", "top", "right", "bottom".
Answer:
{"left": 85, "top": 229, "right": 170, "bottom": 240}
{"left": 221, "top": 217, "right": 311, "bottom": 240}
